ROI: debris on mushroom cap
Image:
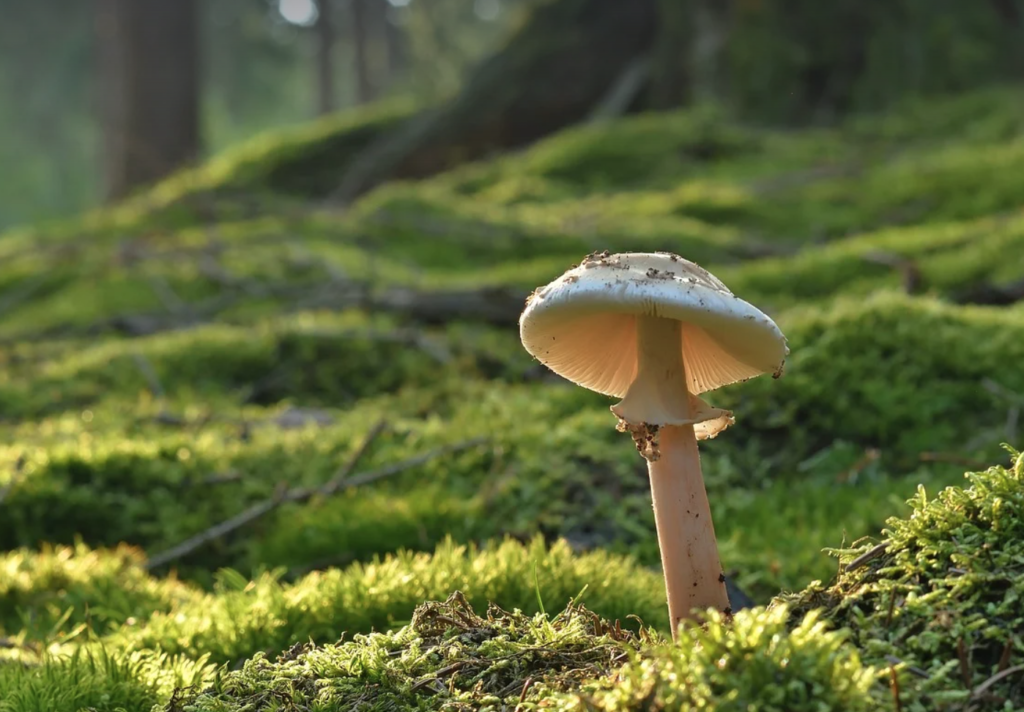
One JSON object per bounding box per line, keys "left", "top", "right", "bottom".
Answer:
{"left": 519, "top": 251, "right": 788, "bottom": 398}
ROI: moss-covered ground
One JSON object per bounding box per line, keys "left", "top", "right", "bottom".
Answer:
{"left": 2, "top": 87, "right": 1024, "bottom": 710}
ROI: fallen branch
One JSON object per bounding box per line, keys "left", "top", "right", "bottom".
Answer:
{"left": 860, "top": 250, "right": 922, "bottom": 295}
{"left": 145, "top": 420, "right": 387, "bottom": 570}
{"left": 844, "top": 542, "right": 889, "bottom": 572}
{"left": 131, "top": 353, "right": 166, "bottom": 399}
{"left": 145, "top": 428, "right": 487, "bottom": 570}
{"left": 0, "top": 274, "right": 51, "bottom": 316}
{"left": 587, "top": 56, "right": 651, "bottom": 123}
{"left": 2, "top": 281, "right": 527, "bottom": 348}
{"left": 968, "top": 664, "right": 1024, "bottom": 708}
{"left": 0, "top": 455, "right": 27, "bottom": 506}
{"left": 919, "top": 452, "right": 993, "bottom": 470}
{"left": 953, "top": 277, "right": 1024, "bottom": 307}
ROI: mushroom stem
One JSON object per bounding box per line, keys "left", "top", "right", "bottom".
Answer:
{"left": 649, "top": 423, "right": 730, "bottom": 637}
{"left": 612, "top": 315, "right": 692, "bottom": 426}
{"left": 612, "top": 315, "right": 730, "bottom": 638}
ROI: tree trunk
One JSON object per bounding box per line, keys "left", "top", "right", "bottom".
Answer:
{"left": 650, "top": 0, "right": 691, "bottom": 109}
{"left": 351, "top": 0, "right": 374, "bottom": 104}
{"left": 331, "top": 0, "right": 659, "bottom": 203}
{"left": 373, "top": 0, "right": 403, "bottom": 91}
{"left": 316, "top": 0, "right": 336, "bottom": 114}
{"left": 96, "top": 0, "right": 201, "bottom": 201}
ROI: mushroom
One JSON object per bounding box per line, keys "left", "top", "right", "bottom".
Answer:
{"left": 519, "top": 251, "right": 787, "bottom": 637}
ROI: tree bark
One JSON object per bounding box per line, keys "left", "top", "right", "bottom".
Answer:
{"left": 351, "top": 0, "right": 374, "bottom": 104}
{"left": 316, "top": 0, "right": 336, "bottom": 115}
{"left": 96, "top": 0, "right": 201, "bottom": 201}
{"left": 331, "top": 0, "right": 659, "bottom": 203}
{"left": 375, "top": 0, "right": 405, "bottom": 90}
{"left": 649, "top": 0, "right": 691, "bottom": 109}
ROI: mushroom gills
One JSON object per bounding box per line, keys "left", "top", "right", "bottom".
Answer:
{"left": 610, "top": 315, "right": 734, "bottom": 439}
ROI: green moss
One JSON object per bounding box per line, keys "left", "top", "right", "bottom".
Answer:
{"left": 161, "top": 602, "right": 878, "bottom": 712}
{"left": 164, "top": 592, "right": 640, "bottom": 712}
{"left": 709, "top": 293, "right": 1024, "bottom": 473}
{"left": 110, "top": 537, "right": 665, "bottom": 667}
{"left": 782, "top": 448, "right": 1024, "bottom": 711}
{"left": 718, "top": 211, "right": 1024, "bottom": 308}
{"left": 4, "top": 292, "right": 1018, "bottom": 599}
{"left": 0, "top": 649, "right": 211, "bottom": 712}
{"left": 560, "top": 606, "right": 879, "bottom": 711}
{"left": 161, "top": 600, "right": 877, "bottom": 712}
{"left": 0, "top": 542, "right": 194, "bottom": 640}
{"left": 155, "top": 451, "right": 1024, "bottom": 712}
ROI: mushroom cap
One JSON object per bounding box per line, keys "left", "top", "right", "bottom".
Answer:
{"left": 519, "top": 251, "right": 788, "bottom": 397}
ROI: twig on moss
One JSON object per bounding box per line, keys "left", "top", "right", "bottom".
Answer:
{"left": 860, "top": 250, "right": 922, "bottom": 294}
{"left": 145, "top": 420, "right": 387, "bottom": 570}
{"left": 889, "top": 665, "right": 903, "bottom": 712}
{"left": 844, "top": 542, "right": 888, "bottom": 572}
{"left": 131, "top": 353, "right": 166, "bottom": 399}
{"left": 0, "top": 455, "right": 26, "bottom": 506}
{"left": 0, "top": 274, "right": 50, "bottom": 315}
{"left": 953, "top": 276, "right": 1024, "bottom": 307}
{"left": 968, "top": 665, "right": 1024, "bottom": 707}
{"left": 409, "top": 661, "right": 471, "bottom": 692}
{"left": 147, "top": 274, "right": 192, "bottom": 316}
{"left": 997, "top": 638, "right": 1014, "bottom": 672}
{"left": 145, "top": 427, "right": 487, "bottom": 570}
{"left": 514, "top": 676, "right": 535, "bottom": 711}
{"left": 884, "top": 655, "right": 930, "bottom": 680}
{"left": 0, "top": 281, "right": 527, "bottom": 349}
{"left": 957, "top": 637, "right": 973, "bottom": 688}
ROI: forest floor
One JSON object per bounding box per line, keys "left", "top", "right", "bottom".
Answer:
{"left": 2, "top": 86, "right": 1024, "bottom": 710}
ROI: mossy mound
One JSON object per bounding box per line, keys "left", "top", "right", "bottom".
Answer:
{"left": 154, "top": 449, "right": 1024, "bottom": 712}
{"left": 783, "top": 448, "right": 1024, "bottom": 711}
{"left": 710, "top": 293, "right": 1024, "bottom": 474}
{"left": 165, "top": 597, "right": 878, "bottom": 712}
{"left": 1, "top": 454, "right": 1023, "bottom": 710}
{"left": 0, "top": 543, "right": 194, "bottom": 641}
{"left": 2, "top": 293, "right": 1018, "bottom": 598}
{"left": 107, "top": 537, "right": 665, "bottom": 666}
{"left": 164, "top": 592, "right": 640, "bottom": 712}
{"left": 0, "top": 650, "right": 212, "bottom": 712}
{"left": 560, "top": 606, "right": 878, "bottom": 711}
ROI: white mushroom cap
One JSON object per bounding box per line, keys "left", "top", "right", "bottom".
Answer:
{"left": 519, "top": 251, "right": 788, "bottom": 398}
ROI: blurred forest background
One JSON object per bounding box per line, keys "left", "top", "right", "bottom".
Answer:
{"left": 0, "top": 0, "right": 524, "bottom": 228}
{"left": 4, "top": 0, "right": 1023, "bottom": 229}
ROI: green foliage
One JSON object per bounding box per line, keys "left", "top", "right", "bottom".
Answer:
{"left": 164, "top": 592, "right": 640, "bottom": 711}
{"left": 727, "top": 1, "right": 1023, "bottom": 124}
{"left": 162, "top": 599, "right": 878, "bottom": 712}
{"left": 559, "top": 606, "right": 879, "bottom": 711}
{"left": 0, "top": 648, "right": 211, "bottom": 712}
{"left": 4, "top": 86, "right": 1024, "bottom": 710}
{"left": 710, "top": 293, "right": 1024, "bottom": 472}
{"left": 0, "top": 542, "right": 193, "bottom": 640}
{"left": 784, "top": 449, "right": 1024, "bottom": 710}
{"left": 109, "top": 537, "right": 665, "bottom": 667}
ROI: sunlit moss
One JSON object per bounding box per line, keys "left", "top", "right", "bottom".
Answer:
{"left": 782, "top": 448, "right": 1024, "bottom": 711}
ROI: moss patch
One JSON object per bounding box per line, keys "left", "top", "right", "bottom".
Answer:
{"left": 163, "top": 598, "right": 877, "bottom": 712}
{"left": 783, "top": 448, "right": 1024, "bottom": 710}
{"left": 165, "top": 592, "right": 639, "bottom": 711}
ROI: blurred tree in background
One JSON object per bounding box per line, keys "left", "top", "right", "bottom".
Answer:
{"left": 0, "top": 0, "right": 521, "bottom": 228}
{"left": 0, "top": 0, "right": 1021, "bottom": 228}
{"left": 97, "top": 0, "right": 201, "bottom": 200}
